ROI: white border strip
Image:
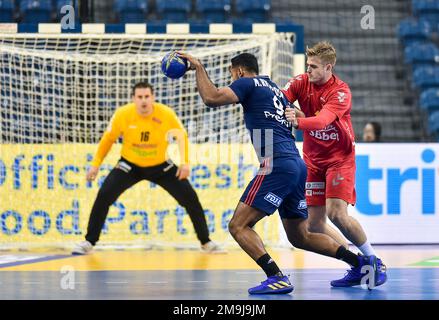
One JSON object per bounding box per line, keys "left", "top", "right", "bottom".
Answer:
{"left": 0, "top": 23, "right": 285, "bottom": 35}
{"left": 38, "top": 23, "right": 62, "bottom": 34}
{"left": 0, "top": 23, "right": 18, "bottom": 33}
{"left": 252, "top": 23, "right": 276, "bottom": 34}
{"left": 81, "top": 23, "right": 105, "bottom": 34}
{"left": 125, "top": 24, "right": 147, "bottom": 34}
{"left": 166, "top": 24, "right": 190, "bottom": 34}
{"left": 209, "top": 24, "right": 233, "bottom": 34}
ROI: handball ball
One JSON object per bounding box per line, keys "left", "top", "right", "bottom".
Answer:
{"left": 161, "top": 51, "right": 188, "bottom": 79}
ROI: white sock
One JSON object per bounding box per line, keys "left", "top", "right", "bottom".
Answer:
{"left": 358, "top": 241, "right": 376, "bottom": 256}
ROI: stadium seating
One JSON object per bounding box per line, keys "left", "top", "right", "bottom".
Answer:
{"left": 413, "top": 0, "right": 439, "bottom": 14}
{"left": 3, "top": 0, "right": 275, "bottom": 24}
{"left": 195, "top": 0, "right": 231, "bottom": 23}
{"left": 235, "top": 0, "right": 271, "bottom": 23}
{"left": 20, "top": 0, "right": 52, "bottom": 23}
{"left": 413, "top": 66, "right": 439, "bottom": 89}
{"left": 420, "top": 88, "right": 439, "bottom": 112}
{"left": 114, "top": 0, "right": 148, "bottom": 23}
{"left": 404, "top": 42, "right": 439, "bottom": 68}
{"left": 56, "top": 0, "right": 73, "bottom": 11}
{"left": 397, "top": 18, "right": 432, "bottom": 45}
{"left": 412, "top": 0, "right": 439, "bottom": 29}
{"left": 0, "top": 0, "right": 14, "bottom": 22}
{"left": 156, "top": 0, "right": 191, "bottom": 23}
{"left": 428, "top": 110, "right": 439, "bottom": 137}
{"left": 398, "top": 0, "right": 439, "bottom": 140}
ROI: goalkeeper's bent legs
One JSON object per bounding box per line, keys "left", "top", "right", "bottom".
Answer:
{"left": 85, "top": 167, "right": 140, "bottom": 245}
{"left": 155, "top": 172, "right": 210, "bottom": 245}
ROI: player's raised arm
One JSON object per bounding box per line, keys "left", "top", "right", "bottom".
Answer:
{"left": 177, "top": 52, "right": 239, "bottom": 107}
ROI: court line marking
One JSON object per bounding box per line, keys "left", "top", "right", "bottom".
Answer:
{"left": 23, "top": 281, "right": 43, "bottom": 284}
{"left": 146, "top": 281, "right": 168, "bottom": 284}
{"left": 187, "top": 280, "right": 208, "bottom": 283}
{"left": 0, "top": 255, "right": 73, "bottom": 269}
{"left": 0, "top": 255, "right": 42, "bottom": 265}
{"left": 227, "top": 280, "right": 249, "bottom": 283}
{"left": 388, "top": 279, "right": 409, "bottom": 281}
{"left": 309, "top": 279, "right": 329, "bottom": 282}
{"left": 105, "top": 281, "right": 128, "bottom": 284}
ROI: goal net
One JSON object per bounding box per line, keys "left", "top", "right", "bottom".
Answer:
{"left": 0, "top": 32, "right": 295, "bottom": 250}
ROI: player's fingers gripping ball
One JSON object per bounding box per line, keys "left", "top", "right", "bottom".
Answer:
{"left": 161, "top": 51, "right": 188, "bottom": 79}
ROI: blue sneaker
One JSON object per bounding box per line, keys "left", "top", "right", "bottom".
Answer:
{"left": 375, "top": 258, "right": 387, "bottom": 287}
{"left": 248, "top": 275, "right": 294, "bottom": 295}
{"left": 331, "top": 255, "right": 378, "bottom": 288}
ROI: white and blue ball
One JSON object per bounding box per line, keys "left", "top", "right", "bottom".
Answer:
{"left": 161, "top": 51, "right": 188, "bottom": 79}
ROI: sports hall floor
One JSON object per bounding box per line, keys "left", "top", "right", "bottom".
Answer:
{"left": 0, "top": 245, "right": 438, "bottom": 300}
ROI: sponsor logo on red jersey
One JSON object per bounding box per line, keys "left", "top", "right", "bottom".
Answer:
{"left": 308, "top": 124, "right": 339, "bottom": 141}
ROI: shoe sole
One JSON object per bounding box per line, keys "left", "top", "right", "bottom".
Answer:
{"left": 72, "top": 250, "right": 92, "bottom": 255}
{"left": 248, "top": 286, "right": 294, "bottom": 295}
{"left": 72, "top": 251, "right": 87, "bottom": 255}
{"left": 330, "top": 281, "right": 361, "bottom": 287}
{"left": 330, "top": 277, "right": 388, "bottom": 288}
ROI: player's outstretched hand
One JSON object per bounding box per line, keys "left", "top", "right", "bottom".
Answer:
{"left": 176, "top": 164, "right": 190, "bottom": 180}
{"left": 86, "top": 166, "right": 99, "bottom": 182}
{"left": 176, "top": 52, "right": 201, "bottom": 70}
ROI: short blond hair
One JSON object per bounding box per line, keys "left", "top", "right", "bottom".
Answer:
{"left": 306, "top": 41, "right": 337, "bottom": 66}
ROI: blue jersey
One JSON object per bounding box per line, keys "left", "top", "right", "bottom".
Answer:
{"left": 229, "top": 76, "right": 300, "bottom": 160}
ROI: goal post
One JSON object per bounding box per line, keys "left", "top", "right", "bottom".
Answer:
{"left": 0, "top": 23, "right": 304, "bottom": 250}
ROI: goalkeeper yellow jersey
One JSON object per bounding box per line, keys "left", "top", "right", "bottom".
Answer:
{"left": 91, "top": 102, "right": 189, "bottom": 167}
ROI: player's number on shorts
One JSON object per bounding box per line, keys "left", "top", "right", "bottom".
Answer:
{"left": 273, "top": 96, "right": 285, "bottom": 116}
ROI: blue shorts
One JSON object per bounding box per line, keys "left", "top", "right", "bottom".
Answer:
{"left": 240, "top": 155, "right": 308, "bottom": 219}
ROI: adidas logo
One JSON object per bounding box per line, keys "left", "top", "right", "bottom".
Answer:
{"left": 268, "top": 281, "right": 291, "bottom": 290}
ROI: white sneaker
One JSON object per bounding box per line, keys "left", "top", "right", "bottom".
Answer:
{"left": 72, "top": 240, "right": 93, "bottom": 255}
{"left": 200, "top": 241, "right": 227, "bottom": 254}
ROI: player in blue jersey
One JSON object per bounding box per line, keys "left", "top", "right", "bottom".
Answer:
{"left": 178, "top": 52, "right": 380, "bottom": 294}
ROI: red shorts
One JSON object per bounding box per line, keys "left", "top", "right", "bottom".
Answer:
{"left": 305, "top": 161, "right": 356, "bottom": 206}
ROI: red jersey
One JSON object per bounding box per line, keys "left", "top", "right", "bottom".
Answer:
{"left": 282, "top": 73, "right": 355, "bottom": 168}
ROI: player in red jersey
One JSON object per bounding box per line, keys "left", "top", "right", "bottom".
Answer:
{"left": 283, "top": 41, "right": 387, "bottom": 287}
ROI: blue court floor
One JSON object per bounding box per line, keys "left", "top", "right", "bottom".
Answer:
{"left": 0, "top": 246, "right": 438, "bottom": 300}
{"left": 0, "top": 268, "right": 438, "bottom": 300}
